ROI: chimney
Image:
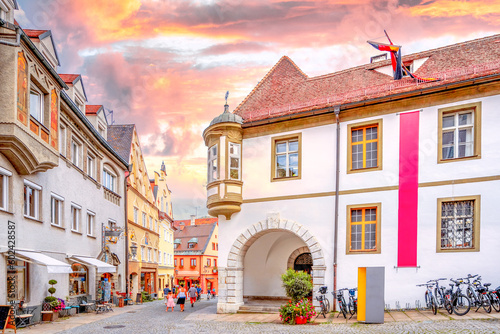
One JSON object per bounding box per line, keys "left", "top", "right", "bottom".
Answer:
{"left": 179, "top": 222, "right": 185, "bottom": 231}
{"left": 190, "top": 215, "right": 196, "bottom": 226}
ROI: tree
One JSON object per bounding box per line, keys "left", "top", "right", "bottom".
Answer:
{"left": 281, "top": 269, "right": 313, "bottom": 304}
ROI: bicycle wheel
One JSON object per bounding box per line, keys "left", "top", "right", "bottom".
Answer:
{"left": 348, "top": 299, "right": 356, "bottom": 316}
{"left": 490, "top": 293, "right": 500, "bottom": 312}
{"left": 453, "top": 294, "right": 471, "bottom": 316}
{"left": 481, "top": 294, "right": 492, "bottom": 313}
{"left": 425, "top": 291, "right": 432, "bottom": 309}
{"left": 324, "top": 297, "right": 330, "bottom": 313}
{"left": 444, "top": 299, "right": 453, "bottom": 314}
{"left": 320, "top": 302, "right": 327, "bottom": 318}
{"left": 340, "top": 301, "right": 347, "bottom": 319}
{"left": 431, "top": 297, "right": 438, "bottom": 315}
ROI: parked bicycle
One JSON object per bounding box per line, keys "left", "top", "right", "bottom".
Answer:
{"left": 315, "top": 286, "right": 330, "bottom": 318}
{"left": 417, "top": 283, "right": 438, "bottom": 315}
{"left": 427, "top": 278, "right": 447, "bottom": 309}
{"left": 347, "top": 288, "right": 357, "bottom": 319}
{"left": 465, "top": 274, "right": 492, "bottom": 313}
{"left": 332, "top": 288, "right": 348, "bottom": 319}
{"left": 449, "top": 278, "right": 471, "bottom": 316}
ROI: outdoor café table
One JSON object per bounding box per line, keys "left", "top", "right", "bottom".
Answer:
{"left": 80, "top": 301, "right": 95, "bottom": 313}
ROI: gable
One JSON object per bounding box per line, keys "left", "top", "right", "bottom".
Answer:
{"left": 39, "top": 32, "right": 60, "bottom": 68}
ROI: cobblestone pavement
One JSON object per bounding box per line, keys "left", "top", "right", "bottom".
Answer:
{"left": 12, "top": 298, "right": 500, "bottom": 334}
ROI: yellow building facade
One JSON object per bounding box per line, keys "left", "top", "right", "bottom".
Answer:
{"left": 107, "top": 125, "right": 160, "bottom": 299}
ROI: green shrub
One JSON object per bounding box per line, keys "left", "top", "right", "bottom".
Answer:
{"left": 281, "top": 269, "right": 313, "bottom": 304}
{"left": 48, "top": 279, "right": 58, "bottom": 285}
{"left": 48, "top": 279, "right": 57, "bottom": 297}
{"left": 44, "top": 296, "right": 57, "bottom": 303}
{"left": 48, "top": 287, "right": 56, "bottom": 295}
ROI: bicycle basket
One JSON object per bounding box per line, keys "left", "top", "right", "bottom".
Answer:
{"left": 349, "top": 289, "right": 356, "bottom": 296}
{"left": 319, "top": 286, "right": 328, "bottom": 294}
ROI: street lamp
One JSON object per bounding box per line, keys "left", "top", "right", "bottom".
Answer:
{"left": 129, "top": 244, "right": 138, "bottom": 259}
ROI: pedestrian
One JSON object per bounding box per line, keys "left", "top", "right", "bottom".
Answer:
{"left": 165, "top": 290, "right": 175, "bottom": 312}
{"left": 176, "top": 284, "right": 186, "bottom": 312}
{"left": 207, "top": 288, "right": 211, "bottom": 299}
{"left": 163, "top": 284, "right": 171, "bottom": 298}
{"left": 188, "top": 285, "right": 197, "bottom": 307}
{"left": 196, "top": 285, "right": 202, "bottom": 300}
{"left": 212, "top": 288, "right": 216, "bottom": 298}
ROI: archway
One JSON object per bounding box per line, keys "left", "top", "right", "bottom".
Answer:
{"left": 218, "top": 213, "right": 326, "bottom": 313}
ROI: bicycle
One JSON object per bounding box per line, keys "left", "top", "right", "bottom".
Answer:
{"left": 449, "top": 278, "right": 471, "bottom": 316}
{"left": 417, "top": 283, "right": 438, "bottom": 315}
{"left": 483, "top": 283, "right": 500, "bottom": 312}
{"left": 464, "top": 274, "right": 491, "bottom": 313}
{"left": 315, "top": 286, "right": 330, "bottom": 318}
{"left": 332, "top": 288, "right": 348, "bottom": 319}
{"left": 347, "top": 288, "right": 357, "bottom": 319}
{"left": 427, "top": 278, "right": 447, "bottom": 309}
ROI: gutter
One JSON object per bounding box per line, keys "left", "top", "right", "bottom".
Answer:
{"left": 60, "top": 90, "right": 128, "bottom": 168}
{"left": 0, "top": 19, "right": 20, "bottom": 46}
{"left": 124, "top": 164, "right": 132, "bottom": 297}
{"left": 333, "top": 105, "right": 341, "bottom": 310}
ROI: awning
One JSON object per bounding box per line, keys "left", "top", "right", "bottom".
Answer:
{"left": 176, "top": 270, "right": 199, "bottom": 277}
{"left": 71, "top": 256, "right": 116, "bottom": 273}
{"left": 15, "top": 251, "right": 72, "bottom": 274}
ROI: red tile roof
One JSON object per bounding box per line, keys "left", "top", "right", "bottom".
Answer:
{"left": 23, "top": 29, "right": 48, "bottom": 38}
{"left": 174, "top": 218, "right": 218, "bottom": 229}
{"left": 234, "top": 34, "right": 500, "bottom": 123}
{"left": 174, "top": 223, "right": 216, "bottom": 254}
{"left": 85, "top": 105, "right": 102, "bottom": 115}
{"left": 59, "top": 74, "right": 80, "bottom": 84}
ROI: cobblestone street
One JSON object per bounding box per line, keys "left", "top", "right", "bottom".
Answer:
{"left": 8, "top": 298, "right": 500, "bottom": 334}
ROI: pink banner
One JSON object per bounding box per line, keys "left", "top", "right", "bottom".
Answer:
{"left": 398, "top": 111, "right": 419, "bottom": 267}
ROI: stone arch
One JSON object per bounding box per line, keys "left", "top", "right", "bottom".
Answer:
{"left": 219, "top": 213, "right": 326, "bottom": 313}
{"left": 287, "top": 246, "right": 310, "bottom": 269}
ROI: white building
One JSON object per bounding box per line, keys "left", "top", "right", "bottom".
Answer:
{"left": 203, "top": 34, "right": 500, "bottom": 313}
{"left": 0, "top": 1, "right": 128, "bottom": 313}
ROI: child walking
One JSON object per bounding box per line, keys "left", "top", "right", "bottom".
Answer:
{"left": 166, "top": 291, "right": 175, "bottom": 312}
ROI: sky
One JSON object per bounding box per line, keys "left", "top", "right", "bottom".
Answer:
{"left": 16, "top": 0, "right": 499, "bottom": 219}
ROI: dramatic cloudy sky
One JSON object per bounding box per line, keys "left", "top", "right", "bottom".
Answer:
{"left": 16, "top": 0, "right": 499, "bottom": 219}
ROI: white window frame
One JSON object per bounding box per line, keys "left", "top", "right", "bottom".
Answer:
{"left": 133, "top": 207, "right": 138, "bottom": 224}
{"left": 274, "top": 138, "right": 299, "bottom": 178}
{"left": 71, "top": 139, "right": 82, "bottom": 168}
{"left": 71, "top": 203, "right": 82, "bottom": 232}
{"left": 207, "top": 144, "right": 218, "bottom": 183}
{"left": 59, "top": 123, "right": 67, "bottom": 156}
{"left": 29, "top": 84, "right": 44, "bottom": 123}
{"left": 87, "top": 154, "right": 95, "bottom": 179}
{"left": 0, "top": 167, "right": 12, "bottom": 211}
{"left": 141, "top": 246, "right": 145, "bottom": 261}
{"left": 229, "top": 142, "right": 241, "bottom": 180}
{"left": 142, "top": 212, "right": 146, "bottom": 227}
{"left": 149, "top": 216, "right": 153, "bottom": 230}
{"left": 102, "top": 168, "right": 116, "bottom": 192}
{"left": 164, "top": 228, "right": 167, "bottom": 241}
{"left": 442, "top": 110, "right": 475, "bottom": 159}
{"left": 87, "top": 211, "right": 95, "bottom": 236}
{"left": 50, "top": 193, "right": 64, "bottom": 227}
{"left": 24, "top": 180, "right": 41, "bottom": 219}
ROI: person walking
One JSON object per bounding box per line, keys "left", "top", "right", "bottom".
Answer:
{"left": 176, "top": 284, "right": 187, "bottom": 312}
{"left": 163, "top": 285, "right": 171, "bottom": 298}
{"left": 196, "top": 285, "right": 202, "bottom": 300}
{"left": 188, "top": 285, "right": 197, "bottom": 307}
{"left": 165, "top": 290, "right": 175, "bottom": 312}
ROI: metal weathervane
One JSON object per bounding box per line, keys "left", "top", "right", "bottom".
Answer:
{"left": 225, "top": 91, "right": 229, "bottom": 105}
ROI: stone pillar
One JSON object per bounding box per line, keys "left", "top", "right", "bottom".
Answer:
{"left": 311, "top": 265, "right": 326, "bottom": 308}
{"left": 217, "top": 267, "right": 244, "bottom": 313}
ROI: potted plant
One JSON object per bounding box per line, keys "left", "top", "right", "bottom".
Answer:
{"left": 279, "top": 269, "right": 314, "bottom": 325}
{"left": 42, "top": 279, "right": 65, "bottom": 321}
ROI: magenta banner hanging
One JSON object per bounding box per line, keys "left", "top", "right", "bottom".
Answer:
{"left": 398, "top": 111, "right": 419, "bottom": 267}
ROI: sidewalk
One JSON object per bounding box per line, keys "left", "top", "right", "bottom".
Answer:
{"left": 186, "top": 307, "right": 500, "bottom": 324}
{"left": 6, "top": 303, "right": 148, "bottom": 334}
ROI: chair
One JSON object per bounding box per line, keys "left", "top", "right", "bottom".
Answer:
{"left": 79, "top": 297, "right": 96, "bottom": 313}
{"left": 15, "top": 305, "right": 35, "bottom": 328}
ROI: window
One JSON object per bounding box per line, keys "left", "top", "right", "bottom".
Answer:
{"left": 438, "top": 103, "right": 481, "bottom": 163}
{"left": 24, "top": 180, "right": 41, "bottom": 219}
{"left": 229, "top": 142, "right": 241, "bottom": 180}
{"left": 346, "top": 203, "right": 381, "bottom": 254}
{"left": 207, "top": 144, "right": 218, "bottom": 183}
{"left": 59, "top": 124, "right": 67, "bottom": 156}
{"left": 190, "top": 258, "right": 196, "bottom": 267}
{"left": 102, "top": 169, "right": 116, "bottom": 192}
{"left": 271, "top": 134, "right": 301, "bottom": 181}
{"left": 158, "top": 251, "right": 161, "bottom": 264}
{"left": 180, "top": 258, "right": 184, "bottom": 267}
{"left": 69, "top": 263, "right": 87, "bottom": 296}
{"left": 87, "top": 211, "right": 95, "bottom": 236}
{"left": 212, "top": 242, "right": 215, "bottom": 250}
{"left": 174, "top": 259, "right": 177, "bottom": 266}
{"left": 149, "top": 216, "right": 153, "bottom": 230}
{"left": 0, "top": 167, "right": 12, "bottom": 211}
{"left": 216, "top": 244, "right": 218, "bottom": 250}
{"left": 207, "top": 259, "right": 211, "bottom": 267}
{"left": 161, "top": 197, "right": 164, "bottom": 212}
{"left": 164, "top": 229, "right": 167, "bottom": 241}
{"left": 148, "top": 248, "right": 152, "bottom": 262}
{"left": 71, "top": 204, "right": 81, "bottom": 232}
{"left": 71, "top": 139, "right": 82, "bottom": 168}
{"left": 163, "top": 252, "right": 166, "bottom": 265}
{"left": 141, "top": 246, "right": 145, "bottom": 261}
{"left": 87, "top": 154, "right": 95, "bottom": 179}
{"left": 8, "top": 260, "right": 28, "bottom": 301}
{"left": 214, "top": 259, "right": 217, "bottom": 267}
{"left": 347, "top": 120, "right": 382, "bottom": 172}
{"left": 133, "top": 207, "right": 138, "bottom": 224}
{"left": 29, "top": 85, "right": 44, "bottom": 123}
{"left": 142, "top": 212, "right": 146, "bottom": 227}
{"left": 437, "top": 196, "right": 480, "bottom": 252}
{"left": 50, "top": 193, "right": 64, "bottom": 226}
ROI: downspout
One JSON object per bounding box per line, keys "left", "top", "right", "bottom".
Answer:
{"left": 124, "top": 164, "right": 132, "bottom": 298}
{"left": 333, "top": 105, "right": 341, "bottom": 309}
{"left": 0, "top": 20, "right": 21, "bottom": 46}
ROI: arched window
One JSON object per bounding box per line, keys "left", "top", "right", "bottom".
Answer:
{"left": 69, "top": 263, "right": 88, "bottom": 296}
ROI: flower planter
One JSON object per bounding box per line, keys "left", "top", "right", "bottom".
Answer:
{"left": 295, "top": 316, "right": 307, "bottom": 325}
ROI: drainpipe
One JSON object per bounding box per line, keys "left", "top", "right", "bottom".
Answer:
{"left": 0, "top": 20, "right": 21, "bottom": 47}
{"left": 333, "top": 105, "right": 341, "bottom": 309}
{"left": 124, "top": 164, "right": 132, "bottom": 298}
